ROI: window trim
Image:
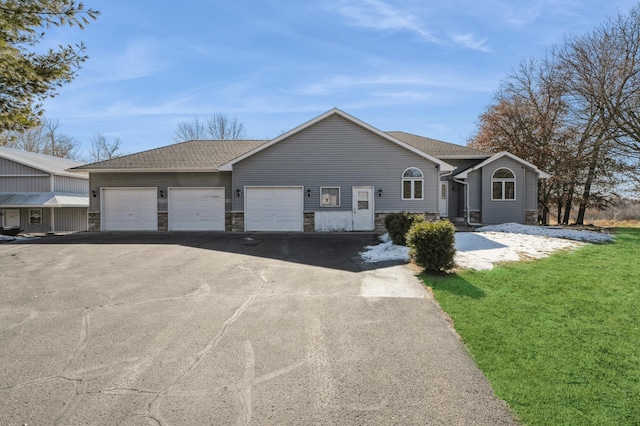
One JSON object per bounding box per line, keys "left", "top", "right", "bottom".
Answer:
{"left": 29, "top": 208, "right": 42, "bottom": 224}
{"left": 401, "top": 167, "right": 424, "bottom": 200}
{"left": 491, "top": 167, "right": 516, "bottom": 201}
{"left": 320, "top": 186, "right": 341, "bottom": 207}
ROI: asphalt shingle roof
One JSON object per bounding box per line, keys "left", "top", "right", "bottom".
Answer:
{"left": 70, "top": 139, "right": 268, "bottom": 171}
{"left": 385, "top": 131, "right": 489, "bottom": 159}
{"left": 69, "top": 131, "right": 489, "bottom": 172}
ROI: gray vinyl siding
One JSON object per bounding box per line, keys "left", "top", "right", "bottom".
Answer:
{"left": 54, "top": 175, "right": 88, "bottom": 193}
{"left": 10, "top": 207, "right": 87, "bottom": 233}
{"left": 0, "top": 158, "right": 47, "bottom": 175}
{"left": 89, "top": 172, "right": 231, "bottom": 212}
{"left": 0, "top": 175, "right": 50, "bottom": 192}
{"left": 231, "top": 115, "right": 441, "bottom": 213}
{"left": 525, "top": 169, "right": 538, "bottom": 210}
{"left": 481, "top": 157, "right": 526, "bottom": 224}
{"left": 466, "top": 170, "right": 482, "bottom": 211}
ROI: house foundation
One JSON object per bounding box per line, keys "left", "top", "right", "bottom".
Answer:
{"left": 88, "top": 211, "right": 100, "bottom": 231}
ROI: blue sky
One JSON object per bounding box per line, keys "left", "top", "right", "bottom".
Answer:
{"left": 42, "top": 0, "right": 638, "bottom": 157}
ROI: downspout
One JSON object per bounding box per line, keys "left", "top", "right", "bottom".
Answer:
{"left": 453, "top": 178, "right": 482, "bottom": 226}
{"left": 523, "top": 167, "right": 526, "bottom": 224}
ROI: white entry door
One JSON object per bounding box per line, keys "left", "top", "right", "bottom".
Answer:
{"left": 2, "top": 209, "right": 20, "bottom": 228}
{"left": 352, "top": 186, "right": 374, "bottom": 231}
{"left": 439, "top": 182, "right": 448, "bottom": 217}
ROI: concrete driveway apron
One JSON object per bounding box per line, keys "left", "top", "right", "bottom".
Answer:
{"left": 0, "top": 233, "right": 516, "bottom": 425}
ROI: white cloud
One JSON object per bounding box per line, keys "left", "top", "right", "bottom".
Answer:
{"left": 334, "top": 0, "right": 438, "bottom": 42}
{"left": 368, "top": 90, "right": 435, "bottom": 101}
{"left": 450, "top": 33, "right": 490, "bottom": 52}
{"left": 81, "top": 37, "right": 170, "bottom": 84}
{"left": 288, "top": 69, "right": 497, "bottom": 97}
{"left": 291, "top": 74, "right": 429, "bottom": 96}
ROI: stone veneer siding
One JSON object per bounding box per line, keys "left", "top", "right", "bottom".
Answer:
{"left": 374, "top": 212, "right": 440, "bottom": 235}
{"left": 157, "top": 212, "right": 168, "bottom": 231}
{"left": 91, "top": 210, "right": 447, "bottom": 233}
{"left": 88, "top": 211, "right": 100, "bottom": 231}
{"left": 468, "top": 210, "right": 482, "bottom": 224}
{"left": 303, "top": 213, "right": 314, "bottom": 232}
{"left": 230, "top": 212, "right": 244, "bottom": 232}
{"left": 525, "top": 210, "right": 538, "bottom": 225}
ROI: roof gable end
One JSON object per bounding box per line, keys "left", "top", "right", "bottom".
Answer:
{"left": 218, "top": 108, "right": 455, "bottom": 172}
{"left": 455, "top": 151, "right": 551, "bottom": 179}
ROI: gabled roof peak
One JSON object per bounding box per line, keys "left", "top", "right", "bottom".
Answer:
{"left": 218, "top": 108, "right": 455, "bottom": 172}
{"left": 455, "top": 151, "right": 551, "bottom": 179}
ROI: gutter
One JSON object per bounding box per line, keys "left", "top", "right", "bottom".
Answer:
{"left": 453, "top": 178, "right": 482, "bottom": 227}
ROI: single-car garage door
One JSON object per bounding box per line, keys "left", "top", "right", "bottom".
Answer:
{"left": 168, "top": 187, "right": 225, "bottom": 231}
{"left": 102, "top": 188, "right": 157, "bottom": 231}
{"left": 245, "top": 186, "right": 303, "bottom": 231}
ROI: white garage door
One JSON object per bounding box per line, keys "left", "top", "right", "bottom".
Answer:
{"left": 245, "top": 187, "right": 303, "bottom": 231}
{"left": 102, "top": 188, "right": 157, "bottom": 231}
{"left": 168, "top": 187, "right": 225, "bottom": 231}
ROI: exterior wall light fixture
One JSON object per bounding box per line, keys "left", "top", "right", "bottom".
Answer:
{"left": 378, "top": 189, "right": 383, "bottom": 197}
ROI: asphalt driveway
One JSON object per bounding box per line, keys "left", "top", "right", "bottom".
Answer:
{"left": 0, "top": 233, "right": 516, "bottom": 425}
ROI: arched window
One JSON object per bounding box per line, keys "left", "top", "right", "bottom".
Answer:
{"left": 402, "top": 167, "right": 423, "bottom": 200}
{"left": 492, "top": 168, "right": 515, "bottom": 200}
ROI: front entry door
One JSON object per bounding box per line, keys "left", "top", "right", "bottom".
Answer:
{"left": 352, "top": 186, "right": 374, "bottom": 231}
{"left": 3, "top": 209, "right": 20, "bottom": 228}
{"left": 439, "top": 182, "right": 448, "bottom": 217}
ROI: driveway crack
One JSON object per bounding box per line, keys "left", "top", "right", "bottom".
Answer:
{"left": 146, "top": 272, "right": 267, "bottom": 425}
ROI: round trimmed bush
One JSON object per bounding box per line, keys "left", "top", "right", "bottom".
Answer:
{"left": 384, "top": 212, "right": 425, "bottom": 246}
{"left": 406, "top": 219, "right": 456, "bottom": 273}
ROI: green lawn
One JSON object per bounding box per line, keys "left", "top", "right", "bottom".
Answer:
{"left": 420, "top": 228, "right": 640, "bottom": 426}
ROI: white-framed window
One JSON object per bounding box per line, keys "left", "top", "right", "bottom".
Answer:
{"left": 29, "top": 209, "right": 42, "bottom": 224}
{"left": 492, "top": 168, "right": 516, "bottom": 200}
{"left": 320, "top": 187, "right": 340, "bottom": 207}
{"left": 402, "top": 167, "right": 423, "bottom": 200}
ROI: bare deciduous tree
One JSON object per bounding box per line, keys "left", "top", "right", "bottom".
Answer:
{"left": 0, "top": 117, "right": 80, "bottom": 159}
{"left": 173, "top": 113, "right": 247, "bottom": 142}
{"left": 469, "top": 3, "right": 640, "bottom": 224}
{"left": 89, "top": 134, "right": 122, "bottom": 162}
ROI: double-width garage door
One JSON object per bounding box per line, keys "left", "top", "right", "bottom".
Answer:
{"left": 245, "top": 187, "right": 303, "bottom": 232}
{"left": 168, "top": 187, "right": 225, "bottom": 231}
{"left": 102, "top": 188, "right": 157, "bottom": 231}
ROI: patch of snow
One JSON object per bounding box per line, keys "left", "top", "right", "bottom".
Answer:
{"left": 477, "top": 223, "right": 613, "bottom": 243}
{"left": 360, "top": 233, "right": 409, "bottom": 263}
{"left": 0, "top": 235, "right": 41, "bottom": 242}
{"left": 360, "top": 225, "right": 613, "bottom": 271}
{"left": 454, "top": 232, "right": 582, "bottom": 271}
